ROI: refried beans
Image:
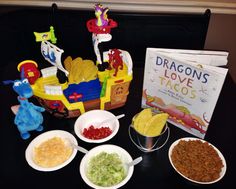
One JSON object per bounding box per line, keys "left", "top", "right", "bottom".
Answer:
{"left": 171, "top": 139, "right": 224, "bottom": 182}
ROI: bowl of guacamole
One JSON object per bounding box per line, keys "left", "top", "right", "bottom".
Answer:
{"left": 79, "top": 144, "right": 134, "bottom": 189}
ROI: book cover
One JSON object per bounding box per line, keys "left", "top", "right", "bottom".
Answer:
{"left": 141, "top": 48, "right": 228, "bottom": 138}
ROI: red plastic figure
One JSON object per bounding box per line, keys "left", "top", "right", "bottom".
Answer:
{"left": 108, "top": 49, "right": 123, "bottom": 76}
{"left": 17, "top": 60, "right": 40, "bottom": 85}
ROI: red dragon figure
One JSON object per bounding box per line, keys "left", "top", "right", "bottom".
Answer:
{"left": 108, "top": 49, "right": 123, "bottom": 76}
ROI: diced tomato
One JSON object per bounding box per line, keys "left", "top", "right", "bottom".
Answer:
{"left": 82, "top": 125, "right": 112, "bottom": 140}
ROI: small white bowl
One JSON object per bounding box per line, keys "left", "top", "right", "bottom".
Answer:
{"left": 80, "top": 144, "right": 134, "bottom": 189}
{"left": 168, "top": 137, "right": 227, "bottom": 184}
{"left": 25, "top": 130, "right": 78, "bottom": 171}
{"left": 74, "top": 110, "right": 120, "bottom": 143}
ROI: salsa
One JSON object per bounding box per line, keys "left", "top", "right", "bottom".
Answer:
{"left": 82, "top": 125, "right": 112, "bottom": 140}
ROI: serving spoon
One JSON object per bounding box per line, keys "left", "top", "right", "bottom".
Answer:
{"left": 95, "top": 114, "right": 125, "bottom": 127}
{"left": 126, "top": 156, "right": 143, "bottom": 167}
{"left": 68, "top": 140, "right": 89, "bottom": 154}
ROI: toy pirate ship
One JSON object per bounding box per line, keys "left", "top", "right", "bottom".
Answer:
{"left": 18, "top": 4, "right": 133, "bottom": 118}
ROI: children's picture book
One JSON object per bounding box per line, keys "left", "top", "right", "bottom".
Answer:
{"left": 142, "top": 48, "right": 228, "bottom": 138}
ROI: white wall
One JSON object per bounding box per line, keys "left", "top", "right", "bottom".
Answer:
{"left": 0, "top": 0, "right": 236, "bottom": 14}
{"left": 205, "top": 14, "right": 236, "bottom": 82}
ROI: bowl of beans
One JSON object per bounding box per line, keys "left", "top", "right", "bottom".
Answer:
{"left": 74, "top": 110, "right": 120, "bottom": 143}
{"left": 168, "top": 137, "right": 226, "bottom": 184}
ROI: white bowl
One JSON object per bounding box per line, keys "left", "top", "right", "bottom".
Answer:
{"left": 74, "top": 110, "right": 120, "bottom": 143}
{"left": 80, "top": 144, "right": 134, "bottom": 189}
{"left": 168, "top": 137, "right": 226, "bottom": 184}
{"left": 25, "top": 130, "right": 78, "bottom": 171}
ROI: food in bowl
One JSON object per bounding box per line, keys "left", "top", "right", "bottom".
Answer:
{"left": 80, "top": 144, "right": 134, "bottom": 189}
{"left": 169, "top": 138, "right": 225, "bottom": 183}
{"left": 74, "top": 110, "right": 120, "bottom": 143}
{"left": 33, "top": 137, "right": 73, "bottom": 168}
{"left": 25, "top": 130, "right": 78, "bottom": 171}
{"left": 82, "top": 125, "right": 112, "bottom": 140}
{"left": 87, "top": 152, "right": 126, "bottom": 187}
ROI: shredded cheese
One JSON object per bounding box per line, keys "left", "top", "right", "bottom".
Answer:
{"left": 33, "top": 137, "right": 72, "bottom": 168}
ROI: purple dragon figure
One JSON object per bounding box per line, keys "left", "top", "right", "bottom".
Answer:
{"left": 95, "top": 3, "right": 109, "bottom": 27}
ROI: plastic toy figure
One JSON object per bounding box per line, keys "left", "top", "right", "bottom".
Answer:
{"left": 87, "top": 3, "right": 117, "bottom": 70}
{"left": 17, "top": 60, "right": 41, "bottom": 85}
{"left": 3, "top": 69, "right": 45, "bottom": 139}
{"left": 108, "top": 49, "right": 123, "bottom": 76}
{"left": 87, "top": 3, "right": 117, "bottom": 34}
{"left": 95, "top": 3, "right": 109, "bottom": 27}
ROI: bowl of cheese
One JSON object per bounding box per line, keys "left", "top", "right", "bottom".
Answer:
{"left": 25, "top": 130, "right": 78, "bottom": 171}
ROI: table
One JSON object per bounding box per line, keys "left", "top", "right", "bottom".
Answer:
{"left": 0, "top": 65, "right": 235, "bottom": 188}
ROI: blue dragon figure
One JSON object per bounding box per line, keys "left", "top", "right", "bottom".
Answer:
{"left": 4, "top": 70, "right": 45, "bottom": 139}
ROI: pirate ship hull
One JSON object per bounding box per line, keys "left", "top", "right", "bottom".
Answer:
{"left": 31, "top": 50, "right": 133, "bottom": 118}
